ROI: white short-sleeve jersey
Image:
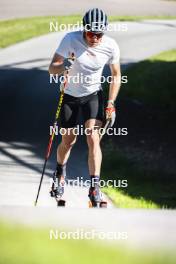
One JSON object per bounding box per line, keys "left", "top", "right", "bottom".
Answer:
{"left": 56, "top": 31, "right": 120, "bottom": 97}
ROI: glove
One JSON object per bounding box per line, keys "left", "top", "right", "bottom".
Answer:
{"left": 63, "top": 57, "right": 74, "bottom": 71}
{"left": 105, "top": 105, "right": 116, "bottom": 127}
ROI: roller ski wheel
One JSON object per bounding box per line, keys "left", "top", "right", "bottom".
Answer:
{"left": 56, "top": 198, "right": 66, "bottom": 207}
{"left": 88, "top": 187, "right": 107, "bottom": 208}
{"left": 50, "top": 189, "right": 66, "bottom": 207}
{"left": 88, "top": 200, "right": 107, "bottom": 208}
{"left": 54, "top": 192, "right": 66, "bottom": 207}
{"left": 50, "top": 174, "right": 66, "bottom": 207}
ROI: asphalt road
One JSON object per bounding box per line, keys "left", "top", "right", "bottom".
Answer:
{"left": 0, "top": 20, "right": 176, "bottom": 249}
{"left": 1, "top": 0, "right": 176, "bottom": 20}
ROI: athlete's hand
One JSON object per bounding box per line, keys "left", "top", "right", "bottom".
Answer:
{"left": 63, "top": 57, "right": 75, "bottom": 71}
{"left": 105, "top": 103, "right": 116, "bottom": 127}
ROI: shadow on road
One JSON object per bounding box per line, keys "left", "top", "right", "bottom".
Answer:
{"left": 102, "top": 58, "right": 176, "bottom": 208}
{"left": 0, "top": 58, "right": 176, "bottom": 208}
{"left": 0, "top": 67, "right": 89, "bottom": 180}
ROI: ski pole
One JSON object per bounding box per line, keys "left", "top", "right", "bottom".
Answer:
{"left": 34, "top": 75, "right": 67, "bottom": 206}
{"left": 99, "top": 119, "right": 111, "bottom": 141}
{"left": 34, "top": 54, "right": 74, "bottom": 206}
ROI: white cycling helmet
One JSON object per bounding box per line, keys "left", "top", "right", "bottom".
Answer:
{"left": 83, "top": 8, "right": 108, "bottom": 33}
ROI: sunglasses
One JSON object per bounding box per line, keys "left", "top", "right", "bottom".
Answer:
{"left": 86, "top": 31, "right": 104, "bottom": 39}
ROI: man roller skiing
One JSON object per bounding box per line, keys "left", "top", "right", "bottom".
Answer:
{"left": 49, "top": 8, "right": 121, "bottom": 207}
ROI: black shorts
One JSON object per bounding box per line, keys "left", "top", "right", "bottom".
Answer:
{"left": 60, "top": 90, "right": 104, "bottom": 128}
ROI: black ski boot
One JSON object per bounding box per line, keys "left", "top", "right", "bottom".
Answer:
{"left": 88, "top": 185, "right": 107, "bottom": 208}
{"left": 50, "top": 172, "right": 65, "bottom": 206}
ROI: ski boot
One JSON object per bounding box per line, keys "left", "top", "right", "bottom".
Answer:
{"left": 88, "top": 186, "right": 107, "bottom": 208}
{"left": 50, "top": 173, "right": 66, "bottom": 207}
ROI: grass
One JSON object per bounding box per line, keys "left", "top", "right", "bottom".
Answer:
{"left": 1, "top": 15, "right": 176, "bottom": 48}
{"left": 121, "top": 49, "right": 176, "bottom": 112}
{"left": 101, "top": 49, "right": 176, "bottom": 209}
{"left": 101, "top": 146, "right": 175, "bottom": 209}
{"left": 103, "top": 187, "right": 159, "bottom": 209}
{"left": 0, "top": 221, "right": 176, "bottom": 264}
{"left": 110, "top": 15, "right": 176, "bottom": 21}
{"left": 0, "top": 15, "right": 81, "bottom": 48}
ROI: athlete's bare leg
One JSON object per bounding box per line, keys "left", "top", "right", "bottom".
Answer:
{"left": 85, "top": 119, "right": 102, "bottom": 175}
{"left": 57, "top": 129, "right": 77, "bottom": 165}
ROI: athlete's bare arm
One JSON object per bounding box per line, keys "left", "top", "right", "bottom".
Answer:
{"left": 108, "top": 63, "right": 121, "bottom": 104}
{"left": 49, "top": 53, "right": 65, "bottom": 75}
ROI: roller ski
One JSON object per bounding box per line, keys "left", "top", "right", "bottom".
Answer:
{"left": 88, "top": 186, "right": 107, "bottom": 208}
{"left": 50, "top": 173, "right": 66, "bottom": 207}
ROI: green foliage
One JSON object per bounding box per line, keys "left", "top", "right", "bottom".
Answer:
{"left": 0, "top": 222, "right": 176, "bottom": 264}
{"left": 1, "top": 16, "right": 176, "bottom": 48}
{"left": 101, "top": 50, "right": 176, "bottom": 209}
{"left": 0, "top": 16, "right": 81, "bottom": 48}
{"left": 121, "top": 50, "right": 176, "bottom": 112}
{"left": 103, "top": 187, "right": 159, "bottom": 208}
